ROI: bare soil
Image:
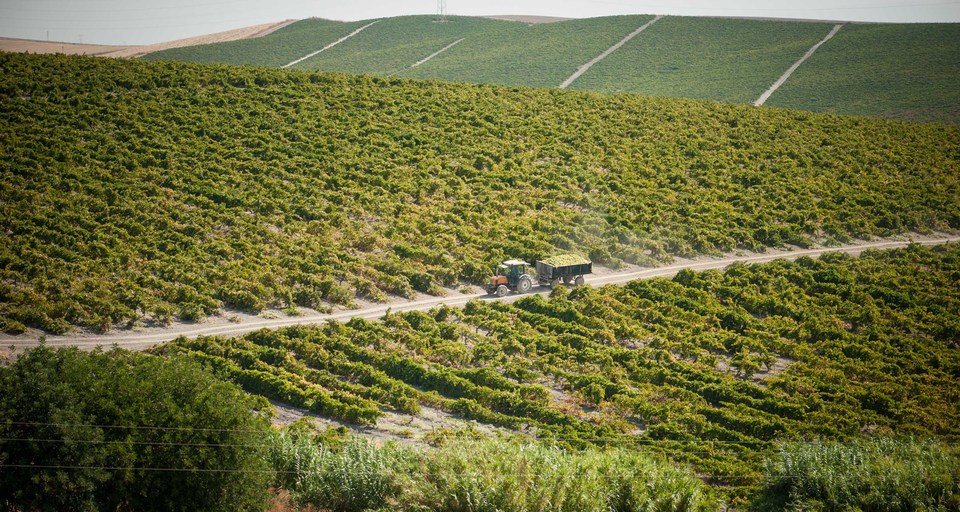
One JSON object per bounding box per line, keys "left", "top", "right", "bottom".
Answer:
{"left": 0, "top": 20, "right": 296, "bottom": 59}
{"left": 483, "top": 15, "right": 571, "bottom": 24}
{"left": 271, "top": 400, "right": 503, "bottom": 446}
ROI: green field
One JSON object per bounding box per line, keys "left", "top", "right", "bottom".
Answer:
{"left": 141, "top": 15, "right": 960, "bottom": 124}
{"left": 291, "top": 16, "right": 513, "bottom": 76}
{"left": 567, "top": 17, "right": 835, "bottom": 104}
{"left": 142, "top": 18, "right": 370, "bottom": 67}
{"left": 156, "top": 243, "right": 960, "bottom": 500}
{"left": 401, "top": 15, "right": 654, "bottom": 88}
{"left": 1, "top": 53, "right": 958, "bottom": 334}
{"left": 765, "top": 23, "right": 960, "bottom": 124}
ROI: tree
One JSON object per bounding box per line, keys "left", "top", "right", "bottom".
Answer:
{"left": 0, "top": 346, "right": 273, "bottom": 511}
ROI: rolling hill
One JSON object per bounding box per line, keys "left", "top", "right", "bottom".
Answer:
{"left": 2, "top": 38, "right": 959, "bottom": 508}
{"left": 142, "top": 15, "right": 960, "bottom": 124}
{"left": 1, "top": 52, "right": 958, "bottom": 335}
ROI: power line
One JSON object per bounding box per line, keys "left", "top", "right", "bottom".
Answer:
{"left": 5, "top": 421, "right": 269, "bottom": 433}
{"left": 0, "top": 463, "right": 282, "bottom": 473}
{"left": 0, "top": 463, "right": 790, "bottom": 479}
{"left": 8, "top": 423, "right": 954, "bottom": 446}
{"left": 0, "top": 437, "right": 274, "bottom": 449}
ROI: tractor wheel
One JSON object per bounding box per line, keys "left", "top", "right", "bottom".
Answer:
{"left": 550, "top": 278, "right": 560, "bottom": 287}
{"left": 562, "top": 276, "right": 573, "bottom": 285}
{"left": 574, "top": 276, "right": 585, "bottom": 287}
{"left": 517, "top": 275, "right": 532, "bottom": 294}
{"left": 496, "top": 285, "right": 509, "bottom": 297}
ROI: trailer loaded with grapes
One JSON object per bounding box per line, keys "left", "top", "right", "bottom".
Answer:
{"left": 485, "top": 255, "right": 593, "bottom": 297}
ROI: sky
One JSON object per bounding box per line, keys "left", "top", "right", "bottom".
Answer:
{"left": 1, "top": 0, "right": 959, "bottom": 45}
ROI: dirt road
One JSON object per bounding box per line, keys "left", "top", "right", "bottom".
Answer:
{"left": 281, "top": 20, "right": 381, "bottom": 69}
{"left": 2, "top": 236, "right": 956, "bottom": 353}
{"left": 754, "top": 23, "right": 843, "bottom": 106}
{"left": 559, "top": 15, "right": 662, "bottom": 89}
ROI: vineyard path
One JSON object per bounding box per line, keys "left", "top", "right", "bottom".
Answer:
{"left": 3, "top": 235, "right": 958, "bottom": 353}
{"left": 280, "top": 20, "right": 381, "bottom": 69}
{"left": 754, "top": 23, "right": 844, "bottom": 106}
{"left": 558, "top": 15, "right": 662, "bottom": 89}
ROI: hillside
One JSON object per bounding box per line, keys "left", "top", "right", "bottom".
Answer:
{"left": 0, "top": 20, "right": 295, "bottom": 59}
{"left": 765, "top": 23, "right": 960, "bottom": 124}
{"left": 142, "top": 15, "right": 960, "bottom": 124}
{"left": 565, "top": 17, "right": 833, "bottom": 103}
{"left": 141, "top": 18, "right": 371, "bottom": 67}
{"left": 0, "top": 52, "right": 958, "bottom": 335}
{"left": 397, "top": 15, "right": 655, "bottom": 88}
{"left": 155, "top": 242, "right": 960, "bottom": 499}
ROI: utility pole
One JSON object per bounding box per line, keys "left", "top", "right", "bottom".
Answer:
{"left": 436, "top": 0, "right": 447, "bottom": 22}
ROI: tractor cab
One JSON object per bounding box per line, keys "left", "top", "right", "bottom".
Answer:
{"left": 487, "top": 259, "right": 533, "bottom": 297}
{"left": 496, "top": 260, "right": 528, "bottom": 280}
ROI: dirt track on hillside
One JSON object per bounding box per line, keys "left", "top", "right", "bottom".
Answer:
{"left": 2, "top": 235, "right": 956, "bottom": 354}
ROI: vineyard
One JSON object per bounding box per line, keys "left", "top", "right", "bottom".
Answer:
{"left": 143, "top": 15, "right": 960, "bottom": 124}
{"left": 765, "top": 23, "right": 960, "bottom": 124}
{"left": 397, "top": 15, "right": 654, "bottom": 88}
{"left": 1, "top": 52, "right": 958, "bottom": 334}
{"left": 154, "top": 243, "right": 960, "bottom": 501}
{"left": 288, "top": 16, "right": 512, "bottom": 76}
{"left": 565, "top": 17, "right": 832, "bottom": 103}
{"left": 142, "top": 18, "right": 371, "bottom": 67}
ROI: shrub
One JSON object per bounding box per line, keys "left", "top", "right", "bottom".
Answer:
{"left": 754, "top": 438, "right": 960, "bottom": 512}
{"left": 0, "top": 347, "right": 273, "bottom": 511}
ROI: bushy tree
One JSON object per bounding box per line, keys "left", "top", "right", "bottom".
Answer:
{"left": 0, "top": 346, "right": 273, "bottom": 511}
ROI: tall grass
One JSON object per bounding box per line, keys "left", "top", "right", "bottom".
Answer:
{"left": 267, "top": 433, "right": 713, "bottom": 512}
{"left": 410, "top": 439, "right": 710, "bottom": 512}
{"left": 269, "top": 433, "right": 403, "bottom": 512}
{"left": 756, "top": 438, "right": 960, "bottom": 511}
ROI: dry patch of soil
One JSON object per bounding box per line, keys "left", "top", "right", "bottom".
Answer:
{"left": 483, "top": 15, "right": 571, "bottom": 24}
{"left": 271, "top": 400, "right": 503, "bottom": 445}
{"left": 0, "top": 19, "right": 296, "bottom": 59}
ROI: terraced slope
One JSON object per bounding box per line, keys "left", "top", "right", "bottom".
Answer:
{"left": 401, "top": 15, "right": 655, "bottom": 88}
{"left": 765, "top": 23, "right": 960, "bottom": 124}
{"left": 567, "top": 17, "right": 835, "bottom": 103}
{"left": 142, "top": 18, "right": 370, "bottom": 67}
{"left": 1, "top": 53, "right": 958, "bottom": 335}
{"left": 290, "top": 16, "right": 513, "bottom": 75}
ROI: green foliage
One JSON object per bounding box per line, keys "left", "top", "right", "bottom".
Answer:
{"left": 411, "top": 438, "right": 710, "bottom": 512}
{"left": 2, "top": 52, "right": 958, "bottom": 333}
{"left": 163, "top": 244, "right": 960, "bottom": 500}
{"left": 143, "top": 15, "right": 960, "bottom": 123}
{"left": 143, "top": 19, "right": 371, "bottom": 67}
{"left": 569, "top": 17, "right": 834, "bottom": 104}
{"left": 402, "top": 16, "right": 655, "bottom": 88}
{"left": 755, "top": 438, "right": 960, "bottom": 511}
{"left": 293, "top": 16, "right": 514, "bottom": 76}
{"left": 269, "top": 433, "right": 401, "bottom": 512}
{"left": 767, "top": 23, "right": 960, "bottom": 124}
{"left": 266, "top": 433, "right": 711, "bottom": 512}
{"left": 0, "top": 346, "right": 273, "bottom": 511}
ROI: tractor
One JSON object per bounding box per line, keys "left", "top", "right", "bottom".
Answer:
{"left": 485, "top": 259, "right": 534, "bottom": 297}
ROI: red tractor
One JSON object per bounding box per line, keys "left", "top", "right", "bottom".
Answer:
{"left": 485, "top": 260, "right": 534, "bottom": 297}
{"left": 486, "top": 256, "right": 593, "bottom": 297}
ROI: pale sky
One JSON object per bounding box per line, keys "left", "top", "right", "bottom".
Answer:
{"left": 1, "top": 0, "right": 959, "bottom": 45}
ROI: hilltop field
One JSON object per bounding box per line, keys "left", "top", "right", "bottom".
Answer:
{"left": 144, "top": 15, "right": 960, "bottom": 124}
